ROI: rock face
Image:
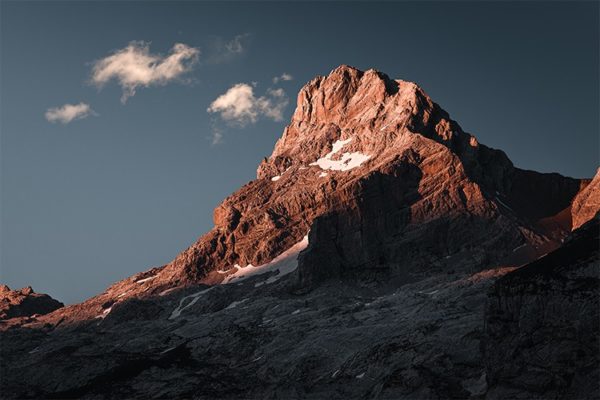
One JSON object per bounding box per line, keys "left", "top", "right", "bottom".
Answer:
{"left": 483, "top": 215, "right": 600, "bottom": 399}
{"left": 572, "top": 168, "right": 600, "bottom": 230}
{"left": 0, "top": 285, "right": 63, "bottom": 320}
{"left": 0, "top": 66, "right": 597, "bottom": 399}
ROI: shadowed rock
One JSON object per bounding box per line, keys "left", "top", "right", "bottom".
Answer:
{"left": 483, "top": 215, "right": 600, "bottom": 399}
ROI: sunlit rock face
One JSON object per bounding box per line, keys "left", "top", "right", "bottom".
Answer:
{"left": 1, "top": 66, "right": 597, "bottom": 399}
{"left": 571, "top": 168, "right": 600, "bottom": 230}
{"left": 0, "top": 285, "right": 63, "bottom": 320}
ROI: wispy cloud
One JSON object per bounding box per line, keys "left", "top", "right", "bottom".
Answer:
{"left": 207, "top": 83, "right": 288, "bottom": 126}
{"left": 272, "top": 73, "right": 293, "bottom": 84}
{"left": 210, "top": 125, "right": 224, "bottom": 146}
{"left": 45, "top": 103, "right": 95, "bottom": 124}
{"left": 225, "top": 34, "right": 246, "bottom": 54}
{"left": 205, "top": 34, "right": 251, "bottom": 64}
{"left": 91, "top": 41, "right": 199, "bottom": 103}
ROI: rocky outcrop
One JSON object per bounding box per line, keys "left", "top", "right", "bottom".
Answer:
{"left": 483, "top": 215, "right": 600, "bottom": 399}
{"left": 572, "top": 168, "right": 600, "bottom": 230}
{"left": 0, "top": 285, "right": 63, "bottom": 320}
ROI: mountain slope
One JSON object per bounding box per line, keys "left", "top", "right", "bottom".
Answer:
{"left": 483, "top": 214, "right": 600, "bottom": 399}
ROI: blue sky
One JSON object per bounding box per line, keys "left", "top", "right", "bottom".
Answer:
{"left": 1, "top": 1, "right": 598, "bottom": 303}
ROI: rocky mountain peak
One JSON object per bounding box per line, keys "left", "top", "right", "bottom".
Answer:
{"left": 257, "top": 65, "right": 484, "bottom": 183}
{"left": 10, "top": 66, "right": 588, "bottom": 327}
{"left": 184, "top": 67, "right": 585, "bottom": 290}
{"left": 0, "top": 285, "right": 63, "bottom": 321}
{"left": 289, "top": 65, "right": 408, "bottom": 125}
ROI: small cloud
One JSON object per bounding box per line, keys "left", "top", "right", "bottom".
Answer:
{"left": 205, "top": 34, "right": 251, "bottom": 64}
{"left": 45, "top": 103, "right": 95, "bottom": 124}
{"left": 272, "top": 73, "right": 293, "bottom": 84}
{"left": 210, "top": 125, "right": 224, "bottom": 146}
{"left": 91, "top": 41, "right": 199, "bottom": 103}
{"left": 225, "top": 34, "right": 246, "bottom": 54}
{"left": 207, "top": 83, "right": 289, "bottom": 126}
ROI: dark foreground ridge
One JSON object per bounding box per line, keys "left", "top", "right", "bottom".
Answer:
{"left": 1, "top": 66, "right": 598, "bottom": 399}
{"left": 484, "top": 215, "right": 600, "bottom": 399}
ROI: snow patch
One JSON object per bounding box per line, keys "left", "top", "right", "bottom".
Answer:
{"left": 159, "top": 287, "right": 176, "bottom": 296}
{"left": 310, "top": 138, "right": 370, "bottom": 172}
{"left": 512, "top": 243, "right": 527, "bottom": 252}
{"left": 271, "top": 176, "right": 281, "bottom": 182}
{"left": 356, "top": 373, "right": 365, "bottom": 379}
{"left": 170, "top": 235, "right": 308, "bottom": 319}
{"left": 136, "top": 275, "right": 156, "bottom": 284}
{"left": 379, "top": 115, "right": 399, "bottom": 131}
{"left": 495, "top": 197, "right": 513, "bottom": 212}
{"left": 225, "top": 298, "right": 249, "bottom": 310}
{"left": 365, "top": 296, "right": 384, "bottom": 307}
{"left": 291, "top": 309, "right": 301, "bottom": 315}
{"left": 220, "top": 234, "right": 309, "bottom": 286}
{"left": 418, "top": 290, "right": 439, "bottom": 296}
{"left": 169, "top": 287, "right": 213, "bottom": 319}
{"left": 319, "top": 172, "right": 328, "bottom": 178}
{"left": 160, "top": 346, "right": 177, "bottom": 354}
{"left": 95, "top": 306, "right": 113, "bottom": 319}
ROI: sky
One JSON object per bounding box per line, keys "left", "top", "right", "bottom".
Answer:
{"left": 1, "top": 1, "right": 598, "bottom": 304}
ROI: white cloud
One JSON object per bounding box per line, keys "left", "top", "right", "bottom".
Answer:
{"left": 45, "top": 103, "right": 95, "bottom": 124}
{"left": 272, "top": 73, "right": 293, "bottom": 84}
{"left": 91, "top": 41, "right": 199, "bottom": 103}
{"left": 207, "top": 84, "right": 288, "bottom": 126}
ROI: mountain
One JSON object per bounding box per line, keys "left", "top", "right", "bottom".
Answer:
{"left": 1, "top": 65, "right": 597, "bottom": 399}
{"left": 0, "top": 285, "right": 63, "bottom": 322}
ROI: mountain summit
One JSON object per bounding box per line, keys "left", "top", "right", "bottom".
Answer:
{"left": 2, "top": 66, "right": 598, "bottom": 399}
{"left": 151, "top": 65, "right": 580, "bottom": 291}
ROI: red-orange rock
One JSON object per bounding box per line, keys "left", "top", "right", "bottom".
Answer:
{"left": 572, "top": 168, "right": 600, "bottom": 230}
